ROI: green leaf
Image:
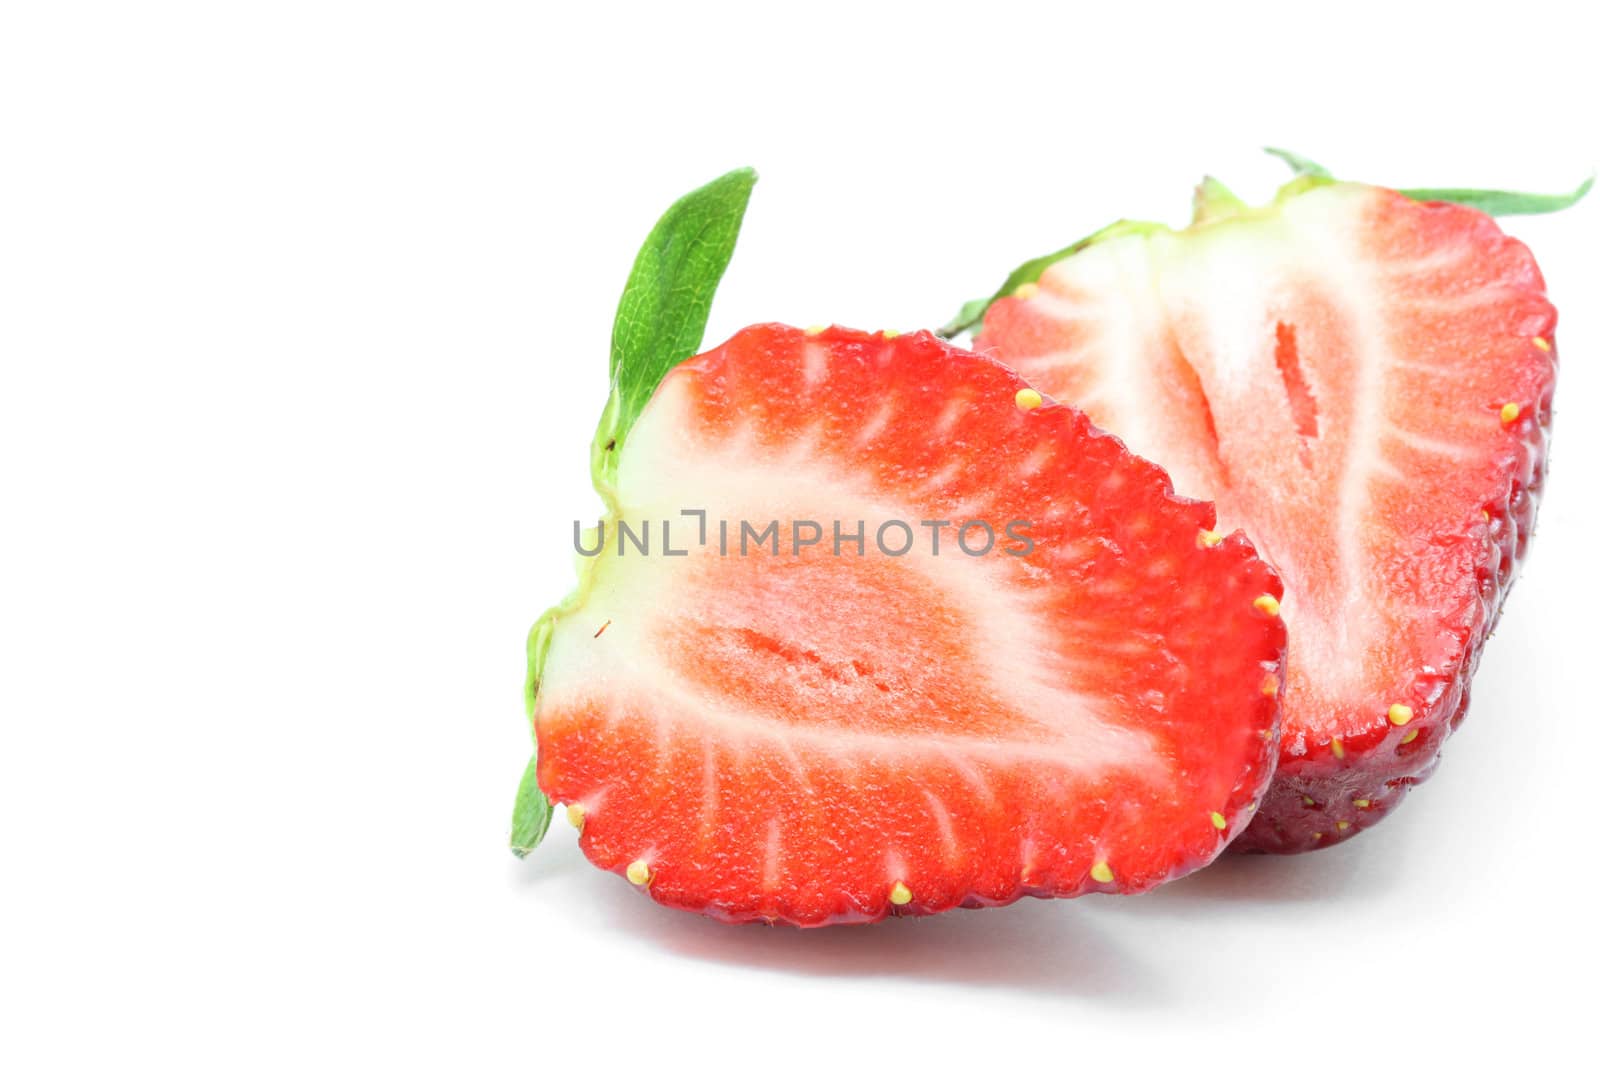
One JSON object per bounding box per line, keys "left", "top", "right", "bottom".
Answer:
{"left": 938, "top": 219, "right": 1162, "bottom": 339}
{"left": 1192, "top": 176, "right": 1247, "bottom": 224}
{"left": 510, "top": 753, "right": 553, "bottom": 858}
{"left": 594, "top": 167, "right": 757, "bottom": 488}
{"left": 1263, "top": 146, "right": 1332, "bottom": 179}
{"left": 1397, "top": 175, "right": 1593, "bottom": 217}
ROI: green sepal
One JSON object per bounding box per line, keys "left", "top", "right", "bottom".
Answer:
{"left": 509, "top": 609, "right": 560, "bottom": 858}
{"left": 1396, "top": 176, "right": 1593, "bottom": 217}
{"left": 938, "top": 218, "right": 1162, "bottom": 339}
{"left": 510, "top": 753, "right": 554, "bottom": 858}
{"left": 588, "top": 391, "right": 623, "bottom": 512}
{"left": 1192, "top": 176, "right": 1247, "bottom": 224}
{"left": 942, "top": 297, "right": 992, "bottom": 340}
{"left": 591, "top": 167, "right": 757, "bottom": 491}
{"left": 1265, "top": 147, "right": 1591, "bottom": 217}
{"left": 509, "top": 554, "right": 603, "bottom": 858}
{"left": 1263, "top": 146, "right": 1332, "bottom": 179}
{"left": 524, "top": 606, "right": 562, "bottom": 712}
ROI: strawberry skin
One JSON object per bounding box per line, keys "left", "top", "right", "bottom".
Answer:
{"left": 975, "top": 183, "right": 1558, "bottom": 852}
{"left": 534, "top": 325, "right": 1286, "bottom": 924}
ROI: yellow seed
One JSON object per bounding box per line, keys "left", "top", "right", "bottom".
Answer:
{"left": 1336, "top": 820, "right": 1351, "bottom": 831}
{"left": 1247, "top": 801, "right": 1258, "bottom": 813}
{"left": 1014, "top": 387, "right": 1044, "bottom": 412}
{"left": 1090, "top": 861, "right": 1114, "bottom": 884}
{"left": 1330, "top": 737, "right": 1346, "bottom": 760}
{"left": 1401, "top": 729, "right": 1420, "bottom": 744}
{"left": 1302, "top": 795, "right": 1316, "bottom": 807}
{"left": 1388, "top": 703, "right": 1414, "bottom": 727}
{"left": 1210, "top": 811, "right": 1227, "bottom": 830}
{"left": 1013, "top": 282, "right": 1040, "bottom": 300}
{"left": 804, "top": 324, "right": 827, "bottom": 336}
{"left": 1253, "top": 594, "right": 1280, "bottom": 617}
{"left": 1533, "top": 336, "right": 1551, "bottom": 352}
{"left": 1354, "top": 798, "right": 1371, "bottom": 809}
{"left": 625, "top": 860, "right": 651, "bottom": 885}
{"left": 1480, "top": 510, "right": 1491, "bottom": 522}
{"left": 1312, "top": 831, "right": 1323, "bottom": 840}
{"left": 1261, "top": 674, "right": 1280, "bottom": 697}
{"left": 881, "top": 329, "right": 900, "bottom": 339}
{"left": 1198, "top": 529, "right": 1225, "bottom": 548}
{"left": 566, "top": 804, "right": 587, "bottom": 830}
{"left": 889, "top": 881, "right": 912, "bottom": 905}
{"left": 1500, "top": 402, "right": 1521, "bottom": 424}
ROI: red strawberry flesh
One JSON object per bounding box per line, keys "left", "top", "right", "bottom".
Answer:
{"left": 534, "top": 325, "right": 1286, "bottom": 923}
{"left": 976, "top": 183, "right": 1557, "bottom": 851}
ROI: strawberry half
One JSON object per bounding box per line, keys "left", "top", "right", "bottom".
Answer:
{"left": 513, "top": 169, "right": 1286, "bottom": 925}
{"left": 533, "top": 323, "right": 1285, "bottom": 924}
{"left": 956, "top": 157, "right": 1583, "bottom": 852}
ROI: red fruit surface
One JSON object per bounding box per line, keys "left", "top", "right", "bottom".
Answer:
{"left": 534, "top": 325, "right": 1286, "bottom": 924}
{"left": 976, "top": 183, "right": 1557, "bottom": 852}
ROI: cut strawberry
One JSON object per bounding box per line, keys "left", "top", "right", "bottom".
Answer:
{"left": 961, "top": 165, "right": 1574, "bottom": 852}
{"left": 532, "top": 323, "right": 1285, "bottom": 924}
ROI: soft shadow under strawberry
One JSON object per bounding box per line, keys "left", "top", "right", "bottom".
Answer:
{"left": 573, "top": 873, "right": 1168, "bottom": 1004}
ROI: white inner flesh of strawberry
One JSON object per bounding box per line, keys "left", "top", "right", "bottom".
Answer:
{"left": 998, "top": 184, "right": 1546, "bottom": 746}
{"left": 539, "top": 376, "right": 1165, "bottom": 780}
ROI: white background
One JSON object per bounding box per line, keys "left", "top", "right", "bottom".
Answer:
{"left": 4, "top": 2, "right": 1597, "bottom": 1063}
